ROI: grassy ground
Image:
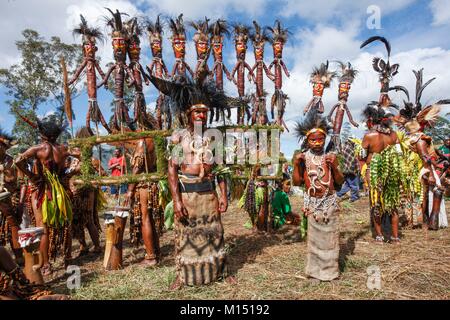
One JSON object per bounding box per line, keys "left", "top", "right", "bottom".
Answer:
{"left": 45, "top": 195, "right": 450, "bottom": 300}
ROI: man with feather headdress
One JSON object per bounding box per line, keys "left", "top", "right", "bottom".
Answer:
{"left": 13, "top": 114, "right": 74, "bottom": 274}
{"left": 292, "top": 110, "right": 344, "bottom": 281}
{"left": 360, "top": 102, "right": 403, "bottom": 243}
{"left": 392, "top": 68, "right": 449, "bottom": 230}
{"left": 148, "top": 72, "right": 232, "bottom": 288}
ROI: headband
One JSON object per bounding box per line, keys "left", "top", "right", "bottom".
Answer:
{"left": 305, "top": 128, "right": 326, "bottom": 137}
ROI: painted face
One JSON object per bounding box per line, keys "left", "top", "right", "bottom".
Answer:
{"left": 83, "top": 42, "right": 97, "bottom": 58}
{"left": 190, "top": 108, "right": 208, "bottom": 126}
{"left": 338, "top": 82, "right": 351, "bottom": 101}
{"left": 313, "top": 82, "right": 325, "bottom": 97}
{"left": 235, "top": 41, "right": 247, "bottom": 59}
{"left": 273, "top": 41, "right": 284, "bottom": 58}
{"left": 112, "top": 37, "right": 127, "bottom": 60}
{"left": 172, "top": 37, "right": 186, "bottom": 58}
{"left": 128, "top": 40, "right": 141, "bottom": 61}
{"left": 307, "top": 131, "right": 326, "bottom": 153}
{"left": 212, "top": 38, "right": 223, "bottom": 58}
{"left": 196, "top": 40, "right": 209, "bottom": 58}
{"left": 254, "top": 43, "right": 264, "bottom": 60}
{"left": 151, "top": 39, "right": 162, "bottom": 56}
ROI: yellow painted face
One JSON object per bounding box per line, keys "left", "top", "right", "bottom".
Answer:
{"left": 128, "top": 40, "right": 141, "bottom": 60}
{"left": 83, "top": 42, "right": 97, "bottom": 57}
{"left": 254, "top": 44, "right": 264, "bottom": 60}
{"left": 273, "top": 41, "right": 283, "bottom": 58}
{"left": 313, "top": 82, "right": 325, "bottom": 96}
{"left": 172, "top": 37, "right": 186, "bottom": 58}
{"left": 112, "top": 37, "right": 126, "bottom": 55}
{"left": 151, "top": 39, "right": 162, "bottom": 55}
{"left": 212, "top": 39, "right": 223, "bottom": 58}
{"left": 338, "top": 82, "right": 351, "bottom": 100}
{"left": 307, "top": 131, "right": 326, "bottom": 152}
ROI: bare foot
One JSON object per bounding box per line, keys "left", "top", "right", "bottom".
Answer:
{"left": 169, "top": 276, "right": 184, "bottom": 291}
{"left": 225, "top": 275, "right": 237, "bottom": 285}
{"left": 140, "top": 257, "right": 158, "bottom": 267}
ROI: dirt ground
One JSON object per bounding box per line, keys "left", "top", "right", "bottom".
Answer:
{"left": 44, "top": 195, "right": 450, "bottom": 300}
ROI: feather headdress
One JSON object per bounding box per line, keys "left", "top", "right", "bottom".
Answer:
{"left": 267, "top": 20, "right": 289, "bottom": 44}
{"left": 294, "top": 109, "right": 331, "bottom": 150}
{"left": 73, "top": 14, "right": 104, "bottom": 44}
{"left": 169, "top": 14, "right": 186, "bottom": 40}
{"left": 310, "top": 61, "right": 336, "bottom": 87}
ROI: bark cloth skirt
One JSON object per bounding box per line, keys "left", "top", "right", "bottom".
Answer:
{"left": 175, "top": 176, "right": 226, "bottom": 286}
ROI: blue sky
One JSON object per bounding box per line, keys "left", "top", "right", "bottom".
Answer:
{"left": 1, "top": 0, "right": 450, "bottom": 158}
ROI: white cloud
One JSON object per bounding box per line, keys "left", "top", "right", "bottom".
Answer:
{"left": 279, "top": 0, "right": 416, "bottom": 22}
{"left": 430, "top": 0, "right": 450, "bottom": 26}
{"left": 141, "top": 0, "right": 267, "bottom": 19}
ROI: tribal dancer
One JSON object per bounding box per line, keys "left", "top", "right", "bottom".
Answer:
{"left": 99, "top": 8, "right": 135, "bottom": 131}
{"left": 0, "top": 128, "right": 25, "bottom": 263}
{"left": 125, "top": 118, "right": 163, "bottom": 267}
{"left": 392, "top": 68, "right": 450, "bottom": 230}
{"left": 327, "top": 61, "right": 358, "bottom": 152}
{"left": 125, "top": 17, "right": 154, "bottom": 130}
{"left": 267, "top": 20, "right": 290, "bottom": 127}
{"left": 249, "top": 21, "right": 274, "bottom": 125}
{"left": 360, "top": 36, "right": 399, "bottom": 108}
{"left": 13, "top": 114, "right": 73, "bottom": 274}
{"left": 146, "top": 15, "right": 171, "bottom": 129}
{"left": 210, "top": 19, "right": 233, "bottom": 121}
{"left": 360, "top": 103, "right": 404, "bottom": 243}
{"left": 169, "top": 14, "right": 194, "bottom": 81}
{"left": 231, "top": 24, "right": 254, "bottom": 125}
{"left": 304, "top": 61, "right": 336, "bottom": 115}
{"left": 68, "top": 127, "right": 106, "bottom": 257}
{"left": 68, "top": 15, "right": 111, "bottom": 135}
{"left": 292, "top": 110, "right": 344, "bottom": 281}
{"left": 148, "top": 71, "right": 231, "bottom": 288}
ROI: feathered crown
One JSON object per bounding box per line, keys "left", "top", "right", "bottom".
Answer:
{"left": 233, "top": 24, "right": 250, "bottom": 43}
{"left": 294, "top": 109, "right": 331, "bottom": 141}
{"left": 190, "top": 17, "right": 210, "bottom": 43}
{"left": 73, "top": 14, "right": 104, "bottom": 44}
{"left": 249, "top": 21, "right": 269, "bottom": 45}
{"left": 390, "top": 68, "right": 449, "bottom": 131}
{"left": 15, "top": 111, "right": 67, "bottom": 142}
{"left": 335, "top": 61, "right": 358, "bottom": 84}
{"left": 105, "top": 8, "right": 128, "bottom": 38}
{"left": 146, "top": 15, "right": 164, "bottom": 41}
{"left": 267, "top": 20, "right": 288, "bottom": 44}
{"left": 362, "top": 101, "right": 397, "bottom": 125}
{"left": 148, "top": 74, "right": 229, "bottom": 117}
{"left": 169, "top": 14, "right": 186, "bottom": 39}
{"left": 310, "top": 61, "right": 336, "bottom": 86}
{"left": 360, "top": 36, "right": 399, "bottom": 79}
{"left": 124, "top": 17, "right": 141, "bottom": 44}
{"left": 210, "top": 19, "right": 230, "bottom": 40}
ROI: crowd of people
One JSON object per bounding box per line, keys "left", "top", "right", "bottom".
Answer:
{"left": 0, "top": 10, "right": 449, "bottom": 299}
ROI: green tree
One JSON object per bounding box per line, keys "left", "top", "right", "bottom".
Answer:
{"left": 425, "top": 116, "right": 450, "bottom": 144}
{"left": 0, "top": 29, "right": 82, "bottom": 149}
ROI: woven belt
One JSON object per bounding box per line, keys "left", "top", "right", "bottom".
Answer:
{"left": 179, "top": 180, "right": 215, "bottom": 193}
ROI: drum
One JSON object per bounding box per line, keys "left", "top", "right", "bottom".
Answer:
{"left": 18, "top": 227, "right": 44, "bottom": 248}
